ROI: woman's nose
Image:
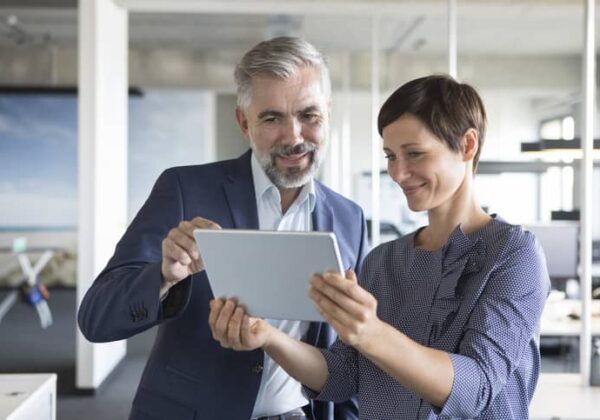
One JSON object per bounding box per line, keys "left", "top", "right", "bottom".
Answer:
{"left": 388, "top": 160, "right": 410, "bottom": 183}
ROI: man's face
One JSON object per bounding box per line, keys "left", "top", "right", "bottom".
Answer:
{"left": 236, "top": 66, "right": 330, "bottom": 189}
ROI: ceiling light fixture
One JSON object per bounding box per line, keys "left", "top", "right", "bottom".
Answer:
{"left": 520, "top": 138, "right": 600, "bottom": 159}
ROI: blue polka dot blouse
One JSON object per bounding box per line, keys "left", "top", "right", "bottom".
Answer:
{"left": 308, "top": 215, "right": 551, "bottom": 419}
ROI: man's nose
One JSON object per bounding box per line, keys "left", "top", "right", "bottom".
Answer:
{"left": 280, "top": 118, "right": 303, "bottom": 146}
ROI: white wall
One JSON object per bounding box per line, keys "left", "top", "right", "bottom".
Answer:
{"left": 480, "top": 89, "right": 542, "bottom": 161}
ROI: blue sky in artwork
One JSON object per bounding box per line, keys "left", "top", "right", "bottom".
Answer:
{"left": 0, "top": 90, "right": 209, "bottom": 228}
{"left": 0, "top": 95, "right": 78, "bottom": 185}
{"left": 0, "top": 94, "right": 78, "bottom": 227}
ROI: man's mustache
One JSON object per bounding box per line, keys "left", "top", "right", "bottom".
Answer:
{"left": 271, "top": 143, "right": 317, "bottom": 158}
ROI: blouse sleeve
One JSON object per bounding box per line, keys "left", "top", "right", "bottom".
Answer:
{"left": 303, "top": 338, "right": 360, "bottom": 403}
{"left": 437, "top": 229, "right": 550, "bottom": 418}
{"left": 303, "top": 243, "right": 383, "bottom": 403}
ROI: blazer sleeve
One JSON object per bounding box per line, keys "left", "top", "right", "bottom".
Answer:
{"left": 78, "top": 168, "right": 193, "bottom": 343}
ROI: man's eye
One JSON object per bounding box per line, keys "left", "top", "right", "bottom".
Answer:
{"left": 384, "top": 154, "right": 396, "bottom": 161}
{"left": 263, "top": 117, "right": 278, "bottom": 123}
{"left": 302, "top": 114, "right": 320, "bottom": 122}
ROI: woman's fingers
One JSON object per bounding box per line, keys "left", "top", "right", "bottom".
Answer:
{"left": 309, "top": 277, "right": 358, "bottom": 320}
{"left": 209, "top": 300, "right": 263, "bottom": 350}
{"left": 208, "top": 298, "right": 223, "bottom": 338}
{"left": 346, "top": 269, "right": 358, "bottom": 283}
{"left": 310, "top": 273, "right": 375, "bottom": 318}
{"left": 227, "top": 306, "right": 245, "bottom": 349}
{"left": 241, "top": 315, "right": 267, "bottom": 348}
{"left": 212, "top": 299, "right": 237, "bottom": 347}
{"left": 310, "top": 271, "right": 380, "bottom": 348}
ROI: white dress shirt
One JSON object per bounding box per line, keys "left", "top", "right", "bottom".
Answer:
{"left": 250, "top": 152, "right": 314, "bottom": 418}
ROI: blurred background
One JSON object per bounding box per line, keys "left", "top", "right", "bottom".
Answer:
{"left": 0, "top": 0, "right": 599, "bottom": 419}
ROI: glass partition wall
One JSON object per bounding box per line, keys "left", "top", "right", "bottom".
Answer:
{"left": 457, "top": 0, "right": 598, "bottom": 385}
{"left": 125, "top": 0, "right": 597, "bottom": 385}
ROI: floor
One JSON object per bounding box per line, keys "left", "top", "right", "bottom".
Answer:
{"left": 0, "top": 288, "right": 155, "bottom": 420}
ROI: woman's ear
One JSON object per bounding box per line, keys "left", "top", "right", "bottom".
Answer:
{"left": 461, "top": 128, "right": 479, "bottom": 162}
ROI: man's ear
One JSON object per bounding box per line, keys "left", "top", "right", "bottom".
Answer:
{"left": 235, "top": 107, "right": 250, "bottom": 140}
{"left": 461, "top": 128, "right": 479, "bottom": 162}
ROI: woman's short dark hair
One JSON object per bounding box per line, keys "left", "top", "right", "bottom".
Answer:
{"left": 377, "top": 74, "right": 487, "bottom": 171}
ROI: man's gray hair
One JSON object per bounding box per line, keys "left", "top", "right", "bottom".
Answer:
{"left": 234, "top": 36, "right": 331, "bottom": 109}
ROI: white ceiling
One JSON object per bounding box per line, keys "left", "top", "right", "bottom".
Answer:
{"left": 0, "top": 0, "right": 592, "bottom": 56}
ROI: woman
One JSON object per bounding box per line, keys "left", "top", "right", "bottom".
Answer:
{"left": 209, "top": 75, "right": 550, "bottom": 419}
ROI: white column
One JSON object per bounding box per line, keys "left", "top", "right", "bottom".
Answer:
{"left": 340, "top": 53, "right": 352, "bottom": 199}
{"left": 448, "top": 0, "right": 457, "bottom": 79}
{"left": 77, "top": 0, "right": 128, "bottom": 389}
{"left": 580, "top": 0, "right": 595, "bottom": 387}
{"left": 370, "top": 14, "right": 381, "bottom": 247}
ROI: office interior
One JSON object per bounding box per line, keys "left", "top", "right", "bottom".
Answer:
{"left": 0, "top": 0, "right": 600, "bottom": 419}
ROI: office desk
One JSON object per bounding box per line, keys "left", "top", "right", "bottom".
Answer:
{"left": 0, "top": 374, "right": 56, "bottom": 420}
{"left": 540, "top": 299, "right": 600, "bottom": 337}
{"left": 530, "top": 373, "right": 600, "bottom": 419}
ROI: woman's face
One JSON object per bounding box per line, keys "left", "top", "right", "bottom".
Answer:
{"left": 382, "top": 113, "right": 469, "bottom": 213}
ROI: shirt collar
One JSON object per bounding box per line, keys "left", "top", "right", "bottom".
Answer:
{"left": 251, "top": 151, "right": 316, "bottom": 212}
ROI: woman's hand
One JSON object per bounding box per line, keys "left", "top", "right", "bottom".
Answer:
{"left": 209, "top": 299, "right": 330, "bottom": 392}
{"left": 311, "top": 271, "right": 454, "bottom": 408}
{"left": 208, "top": 298, "right": 273, "bottom": 351}
{"left": 309, "top": 270, "right": 384, "bottom": 352}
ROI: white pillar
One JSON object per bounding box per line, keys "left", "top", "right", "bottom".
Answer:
{"left": 370, "top": 14, "right": 381, "bottom": 247}
{"left": 340, "top": 53, "right": 352, "bottom": 199}
{"left": 580, "top": 0, "right": 595, "bottom": 387}
{"left": 77, "top": 0, "right": 128, "bottom": 389}
{"left": 448, "top": 0, "right": 457, "bottom": 79}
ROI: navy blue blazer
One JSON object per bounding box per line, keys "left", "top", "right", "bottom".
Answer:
{"left": 78, "top": 151, "right": 368, "bottom": 420}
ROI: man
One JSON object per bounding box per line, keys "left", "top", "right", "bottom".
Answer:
{"left": 78, "top": 36, "right": 367, "bottom": 420}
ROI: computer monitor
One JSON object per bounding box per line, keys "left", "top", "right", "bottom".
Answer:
{"left": 524, "top": 222, "right": 579, "bottom": 279}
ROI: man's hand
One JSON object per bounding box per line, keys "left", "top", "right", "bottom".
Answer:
{"left": 160, "top": 216, "right": 221, "bottom": 297}
{"left": 208, "top": 298, "right": 273, "bottom": 351}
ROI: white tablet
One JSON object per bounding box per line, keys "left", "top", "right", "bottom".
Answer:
{"left": 193, "top": 229, "right": 344, "bottom": 321}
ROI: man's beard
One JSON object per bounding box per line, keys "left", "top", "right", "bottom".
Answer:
{"left": 251, "top": 141, "right": 324, "bottom": 189}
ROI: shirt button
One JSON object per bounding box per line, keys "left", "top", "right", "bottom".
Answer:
{"left": 252, "top": 362, "right": 263, "bottom": 374}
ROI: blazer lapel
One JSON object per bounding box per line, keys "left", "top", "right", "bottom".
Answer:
{"left": 312, "top": 182, "right": 334, "bottom": 233}
{"left": 222, "top": 150, "right": 259, "bottom": 230}
{"left": 306, "top": 183, "right": 336, "bottom": 344}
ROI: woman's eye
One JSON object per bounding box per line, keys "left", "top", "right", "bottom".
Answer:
{"left": 407, "top": 151, "right": 423, "bottom": 159}
{"left": 384, "top": 154, "right": 396, "bottom": 161}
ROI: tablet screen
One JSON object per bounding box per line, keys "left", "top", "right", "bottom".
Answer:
{"left": 194, "top": 229, "right": 343, "bottom": 321}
